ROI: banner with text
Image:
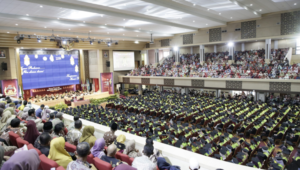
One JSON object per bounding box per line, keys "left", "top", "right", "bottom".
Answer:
{"left": 100, "top": 73, "right": 114, "bottom": 94}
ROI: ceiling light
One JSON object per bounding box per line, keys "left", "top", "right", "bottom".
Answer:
{"left": 234, "top": 2, "right": 237, "bottom": 5}
{"left": 90, "top": 41, "right": 93, "bottom": 45}
{"left": 207, "top": 9, "right": 210, "bottom": 11}
{"left": 77, "top": 36, "right": 78, "bottom": 37}
{"left": 107, "top": 42, "right": 111, "bottom": 47}
{"left": 57, "top": 18, "right": 59, "bottom": 20}
{"left": 101, "top": 15, "right": 103, "bottom": 17}
{"left": 206, "top": 24, "right": 208, "bottom": 25}
{"left": 193, "top": 4, "right": 196, "bottom": 6}
{"left": 69, "top": 29, "right": 71, "bottom": 30}
{"left": 21, "top": 47, "right": 23, "bottom": 49}
{"left": 37, "top": 38, "right": 41, "bottom": 43}
{"left": 294, "top": 3, "right": 297, "bottom": 5}
{"left": 254, "top": 12, "right": 257, "bottom": 15}
{"left": 15, "top": 24, "right": 18, "bottom": 26}
{"left": 137, "top": 35, "right": 138, "bottom": 37}
{"left": 123, "top": 19, "right": 125, "bottom": 21}
{"left": 259, "top": 9, "right": 262, "bottom": 11}
{"left": 173, "top": 46, "right": 178, "bottom": 51}
{"left": 34, "top": 33, "right": 36, "bottom": 35}
{"left": 244, "top": 7, "right": 248, "bottom": 10}
{"left": 40, "top": 5, "right": 43, "bottom": 8}
{"left": 105, "top": 24, "right": 107, "bottom": 25}
{"left": 83, "top": 21, "right": 85, "bottom": 23}
{"left": 219, "top": 13, "right": 221, "bottom": 15}
{"left": 26, "top": 14, "right": 29, "bottom": 16}
{"left": 107, "top": 32, "right": 109, "bottom": 34}
{"left": 228, "top": 42, "right": 234, "bottom": 47}
{"left": 231, "top": 17, "right": 233, "bottom": 19}
{"left": 89, "top": 31, "right": 91, "bottom": 32}
{"left": 62, "top": 40, "right": 66, "bottom": 44}
{"left": 193, "top": 20, "right": 195, "bottom": 22}
{"left": 134, "top": 41, "right": 139, "bottom": 44}
{"left": 7, "top": 32, "right": 9, "bottom": 33}
{"left": 44, "top": 26, "right": 47, "bottom": 28}
{"left": 57, "top": 35, "right": 59, "bottom": 36}
{"left": 123, "top": 34, "right": 125, "bottom": 35}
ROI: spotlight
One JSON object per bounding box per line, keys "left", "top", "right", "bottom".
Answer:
{"left": 17, "top": 39, "right": 21, "bottom": 44}
{"left": 28, "top": 35, "right": 31, "bottom": 39}
{"left": 134, "top": 41, "right": 139, "bottom": 44}
{"left": 227, "top": 42, "right": 234, "bottom": 47}
{"left": 62, "top": 40, "right": 66, "bottom": 44}
{"left": 107, "top": 42, "right": 111, "bottom": 47}
{"left": 37, "top": 38, "right": 41, "bottom": 43}
{"left": 173, "top": 46, "right": 178, "bottom": 51}
{"left": 90, "top": 41, "right": 93, "bottom": 45}
{"left": 98, "top": 41, "right": 101, "bottom": 44}
{"left": 115, "top": 42, "right": 118, "bottom": 45}
{"left": 50, "top": 38, "right": 55, "bottom": 42}
{"left": 74, "top": 39, "right": 79, "bottom": 43}
{"left": 44, "top": 37, "right": 47, "bottom": 40}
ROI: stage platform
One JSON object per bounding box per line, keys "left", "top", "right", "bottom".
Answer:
{"left": 71, "top": 99, "right": 90, "bottom": 107}
{"left": 33, "top": 92, "right": 110, "bottom": 107}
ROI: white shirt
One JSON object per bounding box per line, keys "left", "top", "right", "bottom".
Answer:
{"left": 132, "top": 155, "right": 156, "bottom": 170}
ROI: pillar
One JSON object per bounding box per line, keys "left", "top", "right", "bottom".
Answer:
{"left": 154, "top": 49, "right": 159, "bottom": 66}
{"left": 169, "top": 49, "right": 173, "bottom": 58}
{"left": 217, "top": 89, "right": 221, "bottom": 98}
{"left": 144, "top": 50, "right": 149, "bottom": 65}
{"left": 274, "top": 40, "right": 278, "bottom": 50}
{"left": 241, "top": 43, "right": 245, "bottom": 51}
{"left": 265, "top": 39, "right": 271, "bottom": 63}
{"left": 190, "top": 47, "right": 193, "bottom": 54}
{"left": 159, "top": 86, "right": 164, "bottom": 92}
{"left": 214, "top": 45, "right": 217, "bottom": 53}
{"left": 185, "top": 88, "right": 189, "bottom": 94}
{"left": 174, "top": 48, "right": 180, "bottom": 64}
{"left": 138, "top": 85, "right": 142, "bottom": 95}
{"left": 229, "top": 46, "right": 234, "bottom": 60}
{"left": 200, "top": 45, "right": 205, "bottom": 64}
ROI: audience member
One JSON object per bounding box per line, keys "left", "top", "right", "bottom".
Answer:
{"left": 157, "top": 157, "right": 180, "bottom": 170}
{"left": 90, "top": 138, "right": 106, "bottom": 159}
{"left": 5, "top": 99, "right": 11, "bottom": 109}
{"left": 115, "top": 134, "right": 126, "bottom": 153}
{"left": 35, "top": 104, "right": 45, "bottom": 118}
{"left": 67, "top": 116, "right": 80, "bottom": 131}
{"left": 48, "top": 137, "right": 73, "bottom": 169}
{"left": 19, "top": 107, "right": 30, "bottom": 120}
{"left": 1, "top": 149, "right": 40, "bottom": 170}
{"left": 132, "top": 145, "right": 156, "bottom": 170}
{"left": 0, "top": 145, "right": 5, "bottom": 169}
{"left": 39, "top": 132, "right": 51, "bottom": 156}
{"left": 67, "top": 142, "right": 97, "bottom": 170}
{"left": 26, "top": 108, "right": 43, "bottom": 130}
{"left": 103, "top": 123, "right": 118, "bottom": 146}
{"left": 66, "top": 120, "right": 82, "bottom": 145}
{"left": 41, "top": 105, "right": 51, "bottom": 121}
{"left": 16, "top": 100, "right": 22, "bottom": 109}
{"left": 189, "top": 158, "right": 200, "bottom": 170}
{"left": 0, "top": 118, "right": 24, "bottom": 148}
{"left": 124, "top": 139, "right": 142, "bottom": 158}
{"left": 101, "top": 144, "right": 123, "bottom": 167}
{"left": 52, "top": 122, "right": 65, "bottom": 138}
{"left": 52, "top": 112, "right": 63, "bottom": 129}
{"left": 0, "top": 111, "right": 16, "bottom": 132}
{"left": 80, "top": 126, "right": 96, "bottom": 148}
{"left": 34, "top": 122, "right": 53, "bottom": 149}
{"left": 145, "top": 138, "right": 163, "bottom": 163}
{"left": 0, "top": 108, "right": 2, "bottom": 120}
{"left": 24, "top": 120, "right": 40, "bottom": 144}
{"left": 49, "top": 113, "right": 55, "bottom": 122}
{"left": 17, "top": 100, "right": 27, "bottom": 111}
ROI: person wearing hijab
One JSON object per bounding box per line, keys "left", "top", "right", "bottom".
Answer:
{"left": 20, "top": 107, "right": 30, "bottom": 120}
{"left": 157, "top": 157, "right": 180, "bottom": 170}
{"left": 24, "top": 120, "right": 40, "bottom": 144}
{"left": 41, "top": 105, "right": 51, "bottom": 120}
{"left": 115, "top": 134, "right": 126, "bottom": 153}
{"left": 90, "top": 138, "right": 106, "bottom": 159}
{"left": 1, "top": 149, "right": 40, "bottom": 170}
{"left": 0, "top": 103, "right": 5, "bottom": 110}
{"left": 0, "top": 110, "right": 15, "bottom": 131}
{"left": 0, "top": 108, "right": 3, "bottom": 119}
{"left": 124, "top": 139, "right": 142, "bottom": 158}
{"left": 48, "top": 137, "right": 73, "bottom": 169}
{"left": 0, "top": 145, "right": 5, "bottom": 168}
{"left": 79, "top": 126, "right": 96, "bottom": 148}
{"left": 115, "top": 164, "right": 137, "bottom": 170}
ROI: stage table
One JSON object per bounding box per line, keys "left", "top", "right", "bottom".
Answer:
{"left": 34, "top": 92, "right": 110, "bottom": 107}
{"left": 71, "top": 99, "right": 90, "bottom": 107}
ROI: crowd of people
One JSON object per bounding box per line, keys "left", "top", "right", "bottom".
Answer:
{"left": 0, "top": 89, "right": 300, "bottom": 170}
{"left": 127, "top": 49, "right": 300, "bottom": 79}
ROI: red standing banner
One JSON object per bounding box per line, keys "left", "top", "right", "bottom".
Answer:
{"left": 100, "top": 73, "right": 114, "bottom": 94}
{"left": 93, "top": 78, "right": 99, "bottom": 92}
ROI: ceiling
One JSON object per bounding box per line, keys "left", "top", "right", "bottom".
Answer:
{"left": 0, "top": 0, "right": 298, "bottom": 42}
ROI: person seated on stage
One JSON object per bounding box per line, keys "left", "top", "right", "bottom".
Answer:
{"left": 101, "top": 144, "right": 124, "bottom": 167}
{"left": 66, "top": 120, "right": 83, "bottom": 146}
{"left": 39, "top": 132, "right": 51, "bottom": 157}
{"left": 103, "top": 123, "right": 118, "bottom": 146}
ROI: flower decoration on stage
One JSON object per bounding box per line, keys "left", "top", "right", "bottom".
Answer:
{"left": 50, "top": 55, "right": 54, "bottom": 62}
{"left": 70, "top": 56, "right": 75, "bottom": 65}
{"left": 43, "top": 56, "right": 47, "bottom": 61}
{"left": 75, "top": 65, "right": 78, "bottom": 72}
{"left": 61, "top": 54, "right": 64, "bottom": 59}
{"left": 24, "top": 55, "right": 30, "bottom": 66}
{"left": 35, "top": 54, "right": 38, "bottom": 59}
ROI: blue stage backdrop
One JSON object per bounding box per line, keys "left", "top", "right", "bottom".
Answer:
{"left": 20, "top": 54, "right": 80, "bottom": 90}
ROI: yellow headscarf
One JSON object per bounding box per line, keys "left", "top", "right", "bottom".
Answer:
{"left": 79, "top": 126, "right": 96, "bottom": 148}
{"left": 116, "top": 134, "right": 126, "bottom": 151}
{"left": 48, "top": 137, "right": 72, "bottom": 169}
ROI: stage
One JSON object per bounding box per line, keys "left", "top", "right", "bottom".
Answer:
{"left": 34, "top": 92, "right": 110, "bottom": 107}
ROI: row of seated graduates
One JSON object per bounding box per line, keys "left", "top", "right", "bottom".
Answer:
{"left": 59, "top": 91, "right": 300, "bottom": 169}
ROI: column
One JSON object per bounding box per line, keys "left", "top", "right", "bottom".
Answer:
{"left": 154, "top": 49, "right": 159, "bottom": 66}
{"left": 241, "top": 43, "right": 245, "bottom": 51}
{"left": 144, "top": 50, "right": 149, "bottom": 65}
{"left": 216, "top": 89, "right": 221, "bottom": 98}
{"left": 265, "top": 39, "right": 271, "bottom": 63}
{"left": 185, "top": 88, "right": 189, "bottom": 94}
{"left": 274, "top": 40, "right": 278, "bottom": 50}
{"left": 229, "top": 46, "right": 234, "bottom": 60}
{"left": 190, "top": 47, "right": 193, "bottom": 54}
{"left": 159, "top": 86, "right": 164, "bottom": 92}
{"left": 109, "top": 49, "right": 113, "bottom": 72}
{"left": 169, "top": 49, "right": 173, "bottom": 58}
{"left": 214, "top": 45, "right": 217, "bottom": 53}
{"left": 200, "top": 45, "right": 205, "bottom": 64}
{"left": 174, "top": 48, "right": 180, "bottom": 64}
{"left": 138, "top": 85, "right": 142, "bottom": 95}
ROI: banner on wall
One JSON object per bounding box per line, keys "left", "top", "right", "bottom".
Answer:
{"left": 100, "top": 73, "right": 114, "bottom": 94}
{"left": 1, "top": 79, "right": 18, "bottom": 97}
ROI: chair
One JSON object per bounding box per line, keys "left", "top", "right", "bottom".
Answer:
{"left": 93, "top": 157, "right": 112, "bottom": 170}
{"left": 129, "top": 157, "right": 134, "bottom": 166}
{"left": 16, "top": 137, "right": 29, "bottom": 148}
{"left": 8, "top": 131, "right": 20, "bottom": 147}
{"left": 39, "top": 154, "right": 59, "bottom": 170}
{"left": 118, "top": 152, "right": 131, "bottom": 165}
{"left": 65, "top": 142, "right": 76, "bottom": 153}
{"left": 87, "top": 154, "right": 94, "bottom": 164}
{"left": 57, "top": 166, "right": 65, "bottom": 170}
{"left": 64, "top": 127, "right": 68, "bottom": 135}
{"left": 27, "top": 144, "right": 42, "bottom": 155}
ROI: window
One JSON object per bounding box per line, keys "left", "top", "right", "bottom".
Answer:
{"left": 297, "top": 38, "right": 300, "bottom": 55}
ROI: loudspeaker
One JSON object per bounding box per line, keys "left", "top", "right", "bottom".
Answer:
{"left": 106, "top": 61, "right": 110, "bottom": 67}
{"left": 1, "top": 62, "right": 7, "bottom": 71}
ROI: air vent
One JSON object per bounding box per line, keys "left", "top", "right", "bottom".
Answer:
{"left": 222, "top": 30, "right": 227, "bottom": 33}
{"left": 235, "top": 28, "right": 241, "bottom": 31}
